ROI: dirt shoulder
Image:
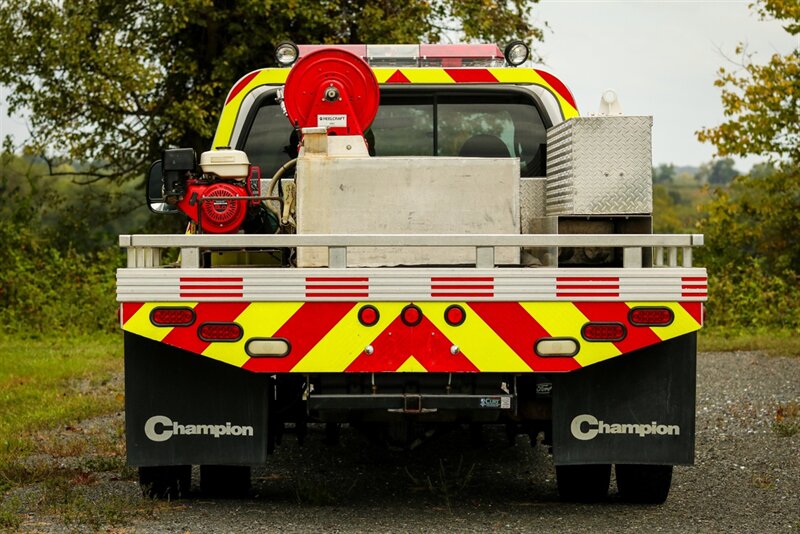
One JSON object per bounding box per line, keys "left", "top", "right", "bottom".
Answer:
{"left": 2, "top": 350, "right": 798, "bottom": 533}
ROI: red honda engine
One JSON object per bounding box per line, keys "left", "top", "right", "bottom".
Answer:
{"left": 177, "top": 180, "right": 249, "bottom": 234}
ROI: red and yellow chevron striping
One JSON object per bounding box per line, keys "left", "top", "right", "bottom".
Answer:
{"left": 211, "top": 67, "right": 579, "bottom": 150}
{"left": 122, "top": 301, "right": 702, "bottom": 373}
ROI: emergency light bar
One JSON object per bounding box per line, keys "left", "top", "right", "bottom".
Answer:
{"left": 288, "top": 43, "right": 518, "bottom": 68}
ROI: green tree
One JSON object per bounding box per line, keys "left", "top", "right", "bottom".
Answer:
{"left": 696, "top": 0, "right": 800, "bottom": 330}
{"left": 0, "top": 0, "right": 543, "bottom": 182}
{"left": 652, "top": 163, "right": 676, "bottom": 184}
{"left": 697, "top": 1, "right": 799, "bottom": 162}
{"left": 695, "top": 157, "right": 739, "bottom": 185}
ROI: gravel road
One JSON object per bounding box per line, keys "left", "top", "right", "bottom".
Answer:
{"left": 7, "top": 350, "right": 800, "bottom": 533}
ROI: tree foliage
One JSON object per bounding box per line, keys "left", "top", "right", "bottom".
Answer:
{"left": 695, "top": 157, "right": 739, "bottom": 186}
{"left": 696, "top": 0, "right": 800, "bottom": 331}
{"left": 0, "top": 0, "right": 543, "bottom": 181}
{"left": 652, "top": 163, "right": 676, "bottom": 184}
{"left": 697, "top": 0, "right": 799, "bottom": 163}
{"left": 0, "top": 150, "right": 125, "bottom": 335}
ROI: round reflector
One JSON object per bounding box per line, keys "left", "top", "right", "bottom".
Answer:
{"left": 444, "top": 305, "right": 466, "bottom": 327}
{"left": 198, "top": 323, "right": 243, "bottom": 342}
{"left": 358, "top": 305, "right": 380, "bottom": 327}
{"left": 401, "top": 304, "right": 423, "bottom": 327}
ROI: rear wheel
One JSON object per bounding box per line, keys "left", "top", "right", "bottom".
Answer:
{"left": 555, "top": 464, "right": 611, "bottom": 502}
{"left": 138, "top": 465, "right": 191, "bottom": 499}
{"left": 199, "top": 465, "right": 251, "bottom": 498}
{"left": 615, "top": 464, "right": 673, "bottom": 504}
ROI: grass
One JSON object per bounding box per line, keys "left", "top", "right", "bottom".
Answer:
{"left": 404, "top": 456, "right": 475, "bottom": 512}
{"left": 0, "top": 334, "right": 138, "bottom": 530}
{"left": 772, "top": 402, "right": 800, "bottom": 438}
{"left": 698, "top": 328, "right": 800, "bottom": 356}
{"left": 0, "top": 334, "right": 123, "bottom": 489}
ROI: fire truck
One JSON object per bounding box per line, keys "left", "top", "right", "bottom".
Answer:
{"left": 118, "top": 42, "right": 706, "bottom": 503}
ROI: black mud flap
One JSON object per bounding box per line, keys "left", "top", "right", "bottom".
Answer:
{"left": 552, "top": 333, "right": 696, "bottom": 466}
{"left": 124, "top": 333, "right": 269, "bottom": 466}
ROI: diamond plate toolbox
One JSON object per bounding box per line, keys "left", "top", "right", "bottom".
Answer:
{"left": 546, "top": 116, "right": 653, "bottom": 215}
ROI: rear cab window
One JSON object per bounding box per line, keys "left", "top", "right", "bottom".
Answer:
{"left": 239, "top": 88, "right": 549, "bottom": 178}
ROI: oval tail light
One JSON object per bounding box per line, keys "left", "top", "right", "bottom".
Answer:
{"left": 246, "top": 338, "right": 291, "bottom": 358}
{"left": 535, "top": 338, "right": 579, "bottom": 357}
{"left": 198, "top": 323, "right": 243, "bottom": 342}
{"left": 629, "top": 307, "right": 674, "bottom": 326}
{"left": 582, "top": 323, "right": 626, "bottom": 342}
{"left": 151, "top": 307, "right": 195, "bottom": 327}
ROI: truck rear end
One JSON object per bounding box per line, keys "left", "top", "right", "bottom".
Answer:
{"left": 118, "top": 43, "right": 706, "bottom": 503}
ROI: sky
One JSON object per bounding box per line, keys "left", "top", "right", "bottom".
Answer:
{"left": 534, "top": 0, "right": 798, "bottom": 170}
{"left": 1, "top": 1, "right": 798, "bottom": 171}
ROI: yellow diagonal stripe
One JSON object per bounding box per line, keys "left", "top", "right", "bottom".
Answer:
{"left": 397, "top": 356, "right": 427, "bottom": 372}
{"left": 400, "top": 69, "right": 455, "bottom": 84}
{"left": 292, "top": 302, "right": 407, "bottom": 372}
{"left": 630, "top": 302, "right": 702, "bottom": 341}
{"left": 521, "top": 302, "right": 620, "bottom": 368}
{"left": 123, "top": 302, "right": 198, "bottom": 342}
{"left": 212, "top": 69, "right": 290, "bottom": 149}
{"left": 489, "top": 68, "right": 579, "bottom": 119}
{"left": 201, "top": 302, "right": 303, "bottom": 368}
{"left": 488, "top": 68, "right": 544, "bottom": 84}
{"left": 423, "top": 302, "right": 531, "bottom": 372}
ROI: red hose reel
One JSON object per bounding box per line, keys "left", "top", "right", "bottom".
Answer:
{"left": 282, "top": 49, "right": 380, "bottom": 136}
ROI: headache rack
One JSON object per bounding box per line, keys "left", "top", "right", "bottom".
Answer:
{"left": 120, "top": 233, "right": 704, "bottom": 270}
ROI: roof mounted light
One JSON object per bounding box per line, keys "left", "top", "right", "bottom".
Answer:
{"left": 275, "top": 41, "right": 299, "bottom": 66}
{"left": 504, "top": 41, "right": 529, "bottom": 67}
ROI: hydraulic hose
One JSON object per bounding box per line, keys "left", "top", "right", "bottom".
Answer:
{"left": 263, "top": 158, "right": 298, "bottom": 220}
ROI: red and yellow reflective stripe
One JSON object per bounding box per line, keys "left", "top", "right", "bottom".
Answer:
{"left": 211, "top": 67, "right": 580, "bottom": 149}
{"left": 122, "top": 301, "right": 702, "bottom": 373}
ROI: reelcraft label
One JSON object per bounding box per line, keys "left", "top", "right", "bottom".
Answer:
{"left": 144, "top": 415, "right": 254, "bottom": 442}
{"left": 317, "top": 114, "right": 347, "bottom": 127}
{"left": 570, "top": 414, "right": 680, "bottom": 441}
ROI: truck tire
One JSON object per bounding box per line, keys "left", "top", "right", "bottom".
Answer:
{"left": 555, "top": 464, "right": 611, "bottom": 502}
{"left": 138, "top": 465, "right": 191, "bottom": 499}
{"left": 199, "top": 465, "right": 251, "bottom": 498}
{"left": 615, "top": 464, "right": 672, "bottom": 504}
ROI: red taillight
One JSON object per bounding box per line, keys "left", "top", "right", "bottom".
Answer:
{"left": 150, "top": 307, "right": 195, "bottom": 327}
{"left": 444, "top": 305, "right": 466, "bottom": 327}
{"left": 629, "top": 307, "right": 674, "bottom": 326}
{"left": 358, "top": 305, "right": 380, "bottom": 327}
{"left": 401, "top": 304, "right": 423, "bottom": 327}
{"left": 582, "top": 323, "right": 626, "bottom": 342}
{"left": 198, "top": 323, "right": 243, "bottom": 342}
